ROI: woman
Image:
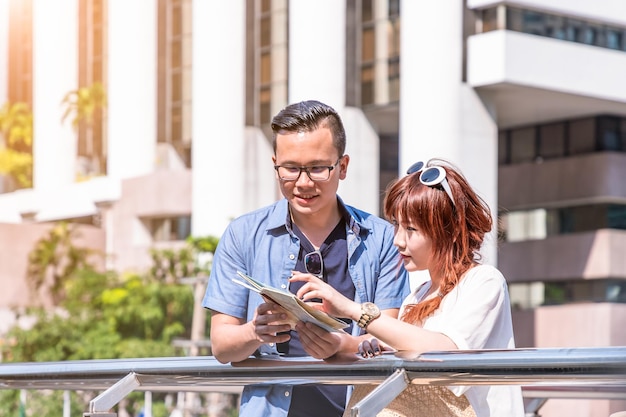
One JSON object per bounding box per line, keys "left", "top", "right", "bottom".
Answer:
{"left": 290, "top": 159, "right": 524, "bottom": 417}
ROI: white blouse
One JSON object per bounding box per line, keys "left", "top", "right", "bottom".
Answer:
{"left": 400, "top": 264, "right": 525, "bottom": 417}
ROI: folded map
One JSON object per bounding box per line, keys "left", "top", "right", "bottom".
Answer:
{"left": 233, "top": 271, "right": 349, "bottom": 333}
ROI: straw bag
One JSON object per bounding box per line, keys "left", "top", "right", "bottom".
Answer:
{"left": 343, "top": 384, "right": 476, "bottom": 417}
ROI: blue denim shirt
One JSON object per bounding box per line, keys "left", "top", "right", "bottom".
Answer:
{"left": 203, "top": 197, "right": 409, "bottom": 417}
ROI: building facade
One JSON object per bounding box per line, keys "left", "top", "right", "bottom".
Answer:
{"left": 0, "top": 1, "right": 625, "bottom": 415}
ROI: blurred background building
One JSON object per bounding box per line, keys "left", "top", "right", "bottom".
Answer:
{"left": 0, "top": 1, "right": 625, "bottom": 415}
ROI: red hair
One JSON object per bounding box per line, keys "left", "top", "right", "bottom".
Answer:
{"left": 383, "top": 159, "right": 493, "bottom": 324}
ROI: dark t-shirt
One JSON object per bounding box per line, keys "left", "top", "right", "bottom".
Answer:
{"left": 283, "top": 218, "right": 355, "bottom": 417}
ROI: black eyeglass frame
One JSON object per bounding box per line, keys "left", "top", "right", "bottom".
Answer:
{"left": 274, "top": 158, "right": 342, "bottom": 182}
{"left": 406, "top": 161, "right": 456, "bottom": 207}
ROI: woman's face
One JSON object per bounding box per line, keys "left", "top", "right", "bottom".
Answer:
{"left": 392, "top": 216, "right": 433, "bottom": 272}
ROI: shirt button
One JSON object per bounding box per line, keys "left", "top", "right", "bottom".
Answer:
{"left": 269, "top": 343, "right": 274, "bottom": 347}
{"left": 281, "top": 284, "right": 287, "bottom": 289}
{"left": 284, "top": 391, "right": 290, "bottom": 397}
{"left": 289, "top": 254, "right": 295, "bottom": 260}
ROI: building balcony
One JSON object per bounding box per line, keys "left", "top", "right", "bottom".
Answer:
{"left": 467, "top": 30, "right": 626, "bottom": 128}
{"left": 498, "top": 152, "right": 626, "bottom": 210}
{"left": 499, "top": 228, "right": 626, "bottom": 283}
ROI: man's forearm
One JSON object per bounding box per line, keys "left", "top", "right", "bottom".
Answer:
{"left": 212, "top": 320, "right": 262, "bottom": 363}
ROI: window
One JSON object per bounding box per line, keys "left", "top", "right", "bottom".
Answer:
{"left": 8, "top": 0, "right": 33, "bottom": 106}
{"left": 509, "top": 127, "right": 536, "bottom": 163}
{"left": 499, "top": 204, "right": 626, "bottom": 242}
{"left": 509, "top": 279, "right": 626, "bottom": 309}
{"left": 147, "top": 216, "right": 192, "bottom": 242}
{"left": 157, "top": 0, "right": 193, "bottom": 168}
{"left": 245, "top": 0, "right": 288, "bottom": 130}
{"left": 568, "top": 117, "right": 596, "bottom": 155}
{"left": 485, "top": 5, "right": 626, "bottom": 52}
{"left": 357, "top": 0, "right": 400, "bottom": 107}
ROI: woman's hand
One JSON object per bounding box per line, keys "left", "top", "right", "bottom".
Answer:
{"left": 357, "top": 338, "right": 394, "bottom": 358}
{"left": 289, "top": 271, "right": 360, "bottom": 319}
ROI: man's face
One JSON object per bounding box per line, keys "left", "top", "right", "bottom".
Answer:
{"left": 272, "top": 127, "right": 348, "bottom": 218}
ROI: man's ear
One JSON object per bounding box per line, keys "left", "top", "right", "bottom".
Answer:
{"left": 339, "top": 154, "right": 350, "bottom": 179}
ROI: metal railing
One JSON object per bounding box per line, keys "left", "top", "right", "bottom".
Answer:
{"left": 0, "top": 347, "right": 624, "bottom": 417}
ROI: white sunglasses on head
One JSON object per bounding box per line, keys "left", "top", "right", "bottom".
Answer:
{"left": 406, "top": 161, "right": 456, "bottom": 207}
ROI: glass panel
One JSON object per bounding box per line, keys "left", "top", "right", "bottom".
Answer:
{"left": 568, "top": 118, "right": 595, "bottom": 154}
{"left": 538, "top": 123, "right": 565, "bottom": 159}
{"left": 171, "top": 41, "right": 182, "bottom": 68}
{"left": 261, "top": 15, "right": 271, "bottom": 47}
{"left": 362, "top": 0, "right": 373, "bottom": 23}
{"left": 388, "top": 0, "right": 400, "bottom": 17}
{"left": 361, "top": 65, "right": 374, "bottom": 106}
{"left": 388, "top": 19, "right": 401, "bottom": 57}
{"left": 606, "top": 29, "right": 623, "bottom": 50}
{"left": 260, "top": 52, "right": 271, "bottom": 84}
{"left": 361, "top": 27, "right": 375, "bottom": 62}
{"left": 608, "top": 205, "right": 626, "bottom": 230}
{"left": 170, "top": 105, "right": 182, "bottom": 141}
{"left": 172, "top": 4, "right": 181, "bottom": 36}
{"left": 171, "top": 71, "right": 182, "bottom": 101}
{"left": 598, "top": 116, "right": 621, "bottom": 151}
{"left": 510, "top": 127, "right": 536, "bottom": 163}
{"left": 498, "top": 131, "right": 508, "bottom": 165}
{"left": 481, "top": 7, "right": 498, "bottom": 33}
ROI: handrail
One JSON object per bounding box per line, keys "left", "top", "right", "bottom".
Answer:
{"left": 0, "top": 347, "right": 624, "bottom": 417}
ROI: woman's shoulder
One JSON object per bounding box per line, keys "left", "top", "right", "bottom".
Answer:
{"left": 462, "top": 264, "right": 507, "bottom": 286}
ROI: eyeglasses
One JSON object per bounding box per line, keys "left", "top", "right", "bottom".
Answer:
{"left": 304, "top": 249, "right": 324, "bottom": 280}
{"left": 406, "top": 161, "right": 456, "bottom": 207}
{"left": 274, "top": 158, "right": 341, "bottom": 182}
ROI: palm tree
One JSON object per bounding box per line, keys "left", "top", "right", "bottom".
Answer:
{"left": 61, "top": 82, "right": 107, "bottom": 128}
{"left": 61, "top": 82, "right": 108, "bottom": 179}
{"left": 0, "top": 102, "right": 33, "bottom": 189}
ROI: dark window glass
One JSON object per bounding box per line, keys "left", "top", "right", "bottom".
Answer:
{"left": 261, "top": 15, "right": 271, "bottom": 47}
{"left": 606, "top": 29, "right": 623, "bottom": 50}
{"left": 597, "top": 116, "right": 622, "bottom": 151}
{"left": 538, "top": 123, "right": 565, "bottom": 159}
{"left": 482, "top": 7, "right": 498, "bottom": 32}
{"left": 608, "top": 205, "right": 626, "bottom": 229}
{"left": 361, "top": 65, "right": 374, "bottom": 106}
{"left": 362, "top": 0, "right": 373, "bottom": 22}
{"left": 568, "top": 118, "right": 596, "bottom": 154}
{"left": 389, "top": 0, "right": 399, "bottom": 17}
{"left": 510, "top": 127, "right": 536, "bottom": 163}
{"left": 498, "top": 131, "right": 509, "bottom": 165}
{"left": 361, "top": 27, "right": 375, "bottom": 62}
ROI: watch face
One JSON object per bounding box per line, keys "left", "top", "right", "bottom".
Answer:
{"left": 363, "top": 302, "right": 380, "bottom": 316}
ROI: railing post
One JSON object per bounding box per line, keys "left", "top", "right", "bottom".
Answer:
{"left": 83, "top": 372, "right": 141, "bottom": 417}
{"left": 350, "top": 369, "right": 410, "bottom": 417}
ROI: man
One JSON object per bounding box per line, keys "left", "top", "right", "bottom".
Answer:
{"left": 202, "top": 100, "right": 409, "bottom": 417}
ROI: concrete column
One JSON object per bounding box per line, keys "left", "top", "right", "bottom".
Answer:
{"left": 191, "top": 0, "right": 246, "bottom": 238}
{"left": 288, "top": 1, "right": 380, "bottom": 215}
{"left": 107, "top": 0, "right": 157, "bottom": 180}
{"left": 400, "top": 0, "right": 498, "bottom": 264}
{"left": 288, "top": 0, "right": 346, "bottom": 109}
{"left": 32, "top": 0, "right": 78, "bottom": 189}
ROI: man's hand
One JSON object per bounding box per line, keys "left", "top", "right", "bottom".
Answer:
{"left": 252, "top": 302, "right": 292, "bottom": 344}
{"left": 295, "top": 321, "right": 344, "bottom": 360}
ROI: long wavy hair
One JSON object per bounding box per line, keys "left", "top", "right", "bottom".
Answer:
{"left": 383, "top": 159, "right": 493, "bottom": 324}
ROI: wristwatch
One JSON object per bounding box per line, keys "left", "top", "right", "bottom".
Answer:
{"left": 357, "top": 302, "right": 381, "bottom": 329}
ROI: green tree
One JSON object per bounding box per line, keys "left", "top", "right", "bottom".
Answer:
{"left": 0, "top": 101, "right": 33, "bottom": 188}
{"left": 0, "top": 231, "right": 223, "bottom": 416}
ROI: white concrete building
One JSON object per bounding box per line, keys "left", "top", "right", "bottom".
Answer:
{"left": 0, "top": 1, "right": 625, "bottom": 415}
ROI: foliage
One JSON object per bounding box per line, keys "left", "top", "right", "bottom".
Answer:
{"left": 26, "top": 222, "right": 96, "bottom": 306}
{"left": 0, "top": 101, "right": 33, "bottom": 188}
{"left": 61, "top": 82, "right": 107, "bottom": 129}
{"left": 0, "top": 232, "right": 224, "bottom": 416}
